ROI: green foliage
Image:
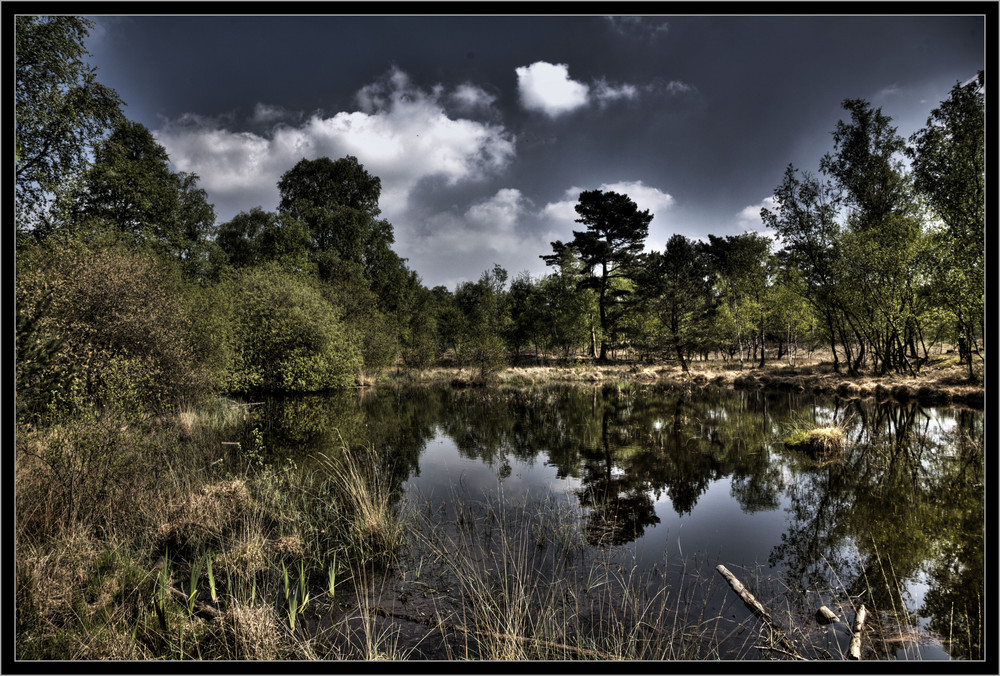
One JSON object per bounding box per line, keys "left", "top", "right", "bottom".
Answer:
{"left": 703, "top": 232, "right": 773, "bottom": 367}
{"left": 58, "top": 120, "right": 218, "bottom": 275}
{"left": 181, "top": 277, "right": 239, "bottom": 395}
{"left": 218, "top": 207, "right": 313, "bottom": 274}
{"left": 15, "top": 279, "right": 75, "bottom": 422}
{"left": 506, "top": 272, "right": 544, "bottom": 358}
{"left": 536, "top": 247, "right": 596, "bottom": 358}
{"left": 15, "top": 16, "right": 124, "bottom": 229}
{"left": 226, "top": 264, "right": 362, "bottom": 392}
{"left": 73, "top": 120, "right": 178, "bottom": 239}
{"left": 186, "top": 553, "right": 205, "bottom": 615}
{"left": 16, "top": 240, "right": 207, "bottom": 419}
{"left": 766, "top": 268, "right": 815, "bottom": 364}
{"left": 638, "top": 235, "right": 713, "bottom": 370}
{"left": 154, "top": 553, "right": 170, "bottom": 631}
{"left": 544, "top": 190, "right": 652, "bottom": 360}
{"left": 908, "top": 73, "right": 984, "bottom": 380}
{"left": 277, "top": 155, "right": 390, "bottom": 270}
{"left": 454, "top": 265, "right": 511, "bottom": 378}
{"left": 819, "top": 99, "right": 931, "bottom": 375}
{"left": 762, "top": 166, "right": 846, "bottom": 368}
{"left": 316, "top": 254, "right": 397, "bottom": 370}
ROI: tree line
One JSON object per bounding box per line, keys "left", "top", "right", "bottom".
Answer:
{"left": 15, "top": 17, "right": 984, "bottom": 423}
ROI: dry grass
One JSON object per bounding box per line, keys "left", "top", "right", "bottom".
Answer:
{"left": 14, "top": 398, "right": 411, "bottom": 661}
{"left": 387, "top": 353, "right": 982, "bottom": 409}
{"left": 319, "top": 445, "right": 404, "bottom": 564}
{"left": 209, "top": 602, "right": 282, "bottom": 659}
{"left": 785, "top": 426, "right": 845, "bottom": 457}
{"left": 156, "top": 479, "right": 253, "bottom": 554}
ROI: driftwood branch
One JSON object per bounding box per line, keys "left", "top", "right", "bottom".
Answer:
{"left": 848, "top": 604, "right": 867, "bottom": 660}
{"left": 816, "top": 605, "right": 839, "bottom": 624}
{"left": 715, "top": 564, "right": 806, "bottom": 661}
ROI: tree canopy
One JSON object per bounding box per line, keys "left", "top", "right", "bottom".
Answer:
{"left": 15, "top": 16, "right": 124, "bottom": 229}
{"left": 544, "top": 190, "right": 653, "bottom": 360}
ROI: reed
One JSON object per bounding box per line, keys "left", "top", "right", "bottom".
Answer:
{"left": 405, "top": 487, "right": 722, "bottom": 660}
{"left": 318, "top": 443, "right": 404, "bottom": 565}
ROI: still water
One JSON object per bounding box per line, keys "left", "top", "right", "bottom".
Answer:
{"left": 253, "top": 383, "right": 984, "bottom": 660}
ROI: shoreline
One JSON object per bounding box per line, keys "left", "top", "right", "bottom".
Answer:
{"left": 383, "top": 358, "right": 985, "bottom": 409}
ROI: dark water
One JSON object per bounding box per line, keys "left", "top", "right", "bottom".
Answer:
{"left": 252, "top": 383, "right": 984, "bottom": 660}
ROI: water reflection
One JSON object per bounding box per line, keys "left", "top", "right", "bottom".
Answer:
{"left": 250, "top": 384, "right": 983, "bottom": 660}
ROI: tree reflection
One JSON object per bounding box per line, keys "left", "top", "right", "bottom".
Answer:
{"left": 575, "top": 391, "right": 660, "bottom": 545}
{"left": 253, "top": 383, "right": 983, "bottom": 659}
{"left": 767, "top": 399, "right": 984, "bottom": 659}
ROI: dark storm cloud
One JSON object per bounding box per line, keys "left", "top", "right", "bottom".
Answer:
{"left": 85, "top": 13, "right": 985, "bottom": 288}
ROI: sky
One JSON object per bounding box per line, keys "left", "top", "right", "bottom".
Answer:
{"left": 83, "top": 13, "right": 986, "bottom": 290}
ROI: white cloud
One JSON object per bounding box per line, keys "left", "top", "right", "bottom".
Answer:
{"left": 443, "top": 188, "right": 532, "bottom": 255}
{"left": 451, "top": 83, "right": 497, "bottom": 112}
{"left": 154, "top": 67, "right": 516, "bottom": 225}
{"left": 736, "top": 196, "right": 780, "bottom": 238}
{"left": 515, "top": 61, "right": 590, "bottom": 117}
{"left": 465, "top": 189, "right": 527, "bottom": 231}
{"left": 406, "top": 188, "right": 557, "bottom": 287}
{"left": 541, "top": 197, "right": 579, "bottom": 226}
{"left": 593, "top": 79, "right": 639, "bottom": 105}
{"left": 604, "top": 16, "right": 669, "bottom": 40}
{"left": 515, "top": 61, "right": 692, "bottom": 118}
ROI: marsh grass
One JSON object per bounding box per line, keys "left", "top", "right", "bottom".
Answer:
{"left": 15, "top": 397, "right": 409, "bottom": 661}
{"left": 16, "top": 392, "right": 966, "bottom": 662}
{"left": 403, "top": 487, "right": 730, "bottom": 660}
{"left": 316, "top": 442, "right": 405, "bottom": 565}
{"left": 784, "top": 426, "right": 845, "bottom": 457}
{"left": 782, "top": 414, "right": 848, "bottom": 460}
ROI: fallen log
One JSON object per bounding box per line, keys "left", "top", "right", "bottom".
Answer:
{"left": 848, "top": 604, "right": 867, "bottom": 660}
{"left": 816, "top": 605, "right": 840, "bottom": 625}
{"left": 715, "top": 564, "right": 805, "bottom": 660}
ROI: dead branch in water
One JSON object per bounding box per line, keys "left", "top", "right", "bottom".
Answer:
{"left": 849, "top": 604, "right": 867, "bottom": 660}
{"left": 715, "top": 564, "right": 806, "bottom": 661}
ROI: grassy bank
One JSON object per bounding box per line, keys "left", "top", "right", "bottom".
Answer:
{"left": 385, "top": 353, "right": 984, "bottom": 409}
{"left": 14, "top": 398, "right": 405, "bottom": 661}
{"left": 15, "top": 397, "right": 734, "bottom": 661}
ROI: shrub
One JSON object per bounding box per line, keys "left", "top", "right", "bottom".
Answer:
{"left": 226, "top": 264, "right": 362, "bottom": 392}
{"left": 16, "top": 406, "right": 161, "bottom": 539}
{"left": 16, "top": 240, "right": 207, "bottom": 420}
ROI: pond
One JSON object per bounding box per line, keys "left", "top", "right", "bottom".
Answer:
{"left": 252, "top": 383, "right": 984, "bottom": 661}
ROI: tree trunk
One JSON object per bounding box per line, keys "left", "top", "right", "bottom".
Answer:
{"left": 826, "top": 310, "right": 840, "bottom": 373}
{"left": 589, "top": 315, "right": 598, "bottom": 359}
{"left": 758, "top": 324, "right": 766, "bottom": 368}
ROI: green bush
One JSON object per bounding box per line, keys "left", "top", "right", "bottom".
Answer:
{"left": 227, "top": 264, "right": 362, "bottom": 392}
{"left": 16, "top": 240, "right": 207, "bottom": 420}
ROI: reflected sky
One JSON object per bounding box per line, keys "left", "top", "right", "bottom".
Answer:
{"left": 257, "top": 384, "right": 984, "bottom": 659}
